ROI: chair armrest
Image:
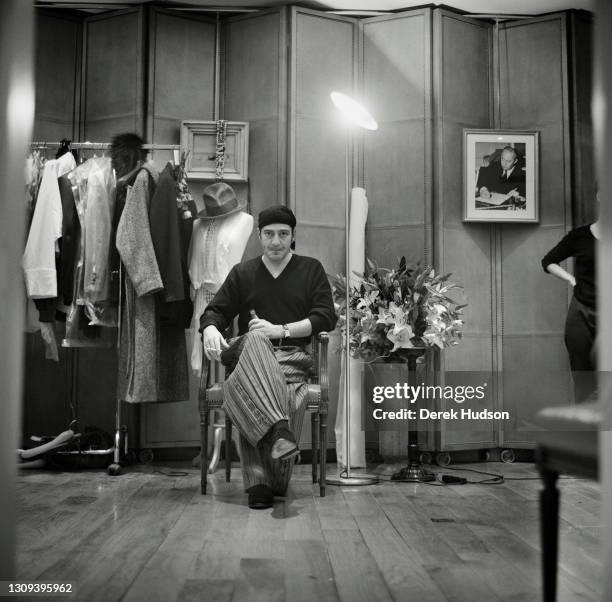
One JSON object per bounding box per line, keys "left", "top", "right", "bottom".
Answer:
{"left": 315, "top": 332, "right": 329, "bottom": 401}
{"left": 198, "top": 341, "right": 223, "bottom": 403}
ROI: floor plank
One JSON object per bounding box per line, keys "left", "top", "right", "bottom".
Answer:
{"left": 322, "top": 529, "right": 394, "bottom": 602}
{"left": 342, "top": 489, "right": 446, "bottom": 601}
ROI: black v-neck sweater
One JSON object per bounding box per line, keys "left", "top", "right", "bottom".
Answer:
{"left": 200, "top": 254, "right": 337, "bottom": 347}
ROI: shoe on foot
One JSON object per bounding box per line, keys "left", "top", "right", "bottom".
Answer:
{"left": 271, "top": 437, "right": 299, "bottom": 461}
{"left": 247, "top": 484, "right": 274, "bottom": 509}
{"left": 265, "top": 420, "right": 299, "bottom": 460}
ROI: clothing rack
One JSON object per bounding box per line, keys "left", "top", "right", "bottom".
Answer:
{"left": 27, "top": 140, "right": 181, "bottom": 474}
{"left": 30, "top": 141, "right": 181, "bottom": 163}
{"left": 31, "top": 142, "right": 181, "bottom": 149}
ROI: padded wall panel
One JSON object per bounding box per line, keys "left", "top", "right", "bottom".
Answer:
{"left": 498, "top": 15, "right": 573, "bottom": 444}
{"left": 223, "top": 9, "right": 287, "bottom": 257}
{"left": 148, "top": 10, "right": 216, "bottom": 144}
{"left": 33, "top": 13, "right": 81, "bottom": 141}
{"left": 82, "top": 9, "right": 144, "bottom": 140}
{"left": 289, "top": 9, "right": 356, "bottom": 274}
{"left": 362, "top": 10, "right": 432, "bottom": 457}
{"left": 432, "top": 12, "right": 494, "bottom": 452}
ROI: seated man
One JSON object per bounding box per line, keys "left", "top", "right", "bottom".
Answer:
{"left": 476, "top": 145, "right": 526, "bottom": 204}
{"left": 200, "top": 206, "right": 337, "bottom": 509}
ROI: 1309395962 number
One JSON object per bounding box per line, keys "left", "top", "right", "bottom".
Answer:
{"left": 2, "top": 581, "right": 75, "bottom": 596}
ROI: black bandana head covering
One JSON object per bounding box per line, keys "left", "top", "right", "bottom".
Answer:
{"left": 258, "top": 205, "right": 296, "bottom": 231}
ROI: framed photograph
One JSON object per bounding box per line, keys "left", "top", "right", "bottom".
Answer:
{"left": 463, "top": 129, "right": 539, "bottom": 223}
{"left": 180, "top": 120, "right": 249, "bottom": 181}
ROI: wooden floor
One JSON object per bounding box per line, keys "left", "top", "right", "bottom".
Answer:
{"left": 16, "top": 461, "right": 601, "bottom": 602}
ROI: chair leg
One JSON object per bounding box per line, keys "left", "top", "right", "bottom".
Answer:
{"left": 208, "top": 425, "right": 223, "bottom": 474}
{"left": 319, "top": 411, "right": 327, "bottom": 497}
{"left": 225, "top": 417, "right": 232, "bottom": 483}
{"left": 201, "top": 409, "right": 210, "bottom": 495}
{"left": 540, "top": 468, "right": 559, "bottom": 602}
{"left": 311, "top": 412, "right": 319, "bottom": 484}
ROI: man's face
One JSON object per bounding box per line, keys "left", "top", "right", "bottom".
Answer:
{"left": 500, "top": 149, "right": 517, "bottom": 171}
{"left": 259, "top": 223, "right": 294, "bottom": 263}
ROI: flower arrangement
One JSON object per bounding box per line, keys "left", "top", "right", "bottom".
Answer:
{"left": 331, "top": 257, "right": 466, "bottom": 363}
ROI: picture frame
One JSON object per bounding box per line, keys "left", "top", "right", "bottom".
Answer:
{"left": 463, "top": 129, "right": 539, "bottom": 223}
{"left": 180, "top": 120, "right": 249, "bottom": 181}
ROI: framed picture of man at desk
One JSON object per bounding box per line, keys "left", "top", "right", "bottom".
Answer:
{"left": 463, "top": 129, "right": 539, "bottom": 223}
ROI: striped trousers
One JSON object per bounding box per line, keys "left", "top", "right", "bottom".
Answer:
{"left": 221, "top": 331, "right": 312, "bottom": 495}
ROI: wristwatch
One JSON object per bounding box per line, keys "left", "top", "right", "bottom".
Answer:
{"left": 282, "top": 324, "right": 290, "bottom": 339}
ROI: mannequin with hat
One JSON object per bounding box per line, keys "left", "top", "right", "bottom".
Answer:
{"left": 188, "top": 182, "right": 253, "bottom": 374}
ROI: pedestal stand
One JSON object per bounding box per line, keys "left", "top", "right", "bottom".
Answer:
{"left": 391, "top": 349, "right": 436, "bottom": 483}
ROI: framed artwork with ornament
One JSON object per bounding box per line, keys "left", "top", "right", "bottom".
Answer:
{"left": 180, "top": 120, "right": 249, "bottom": 182}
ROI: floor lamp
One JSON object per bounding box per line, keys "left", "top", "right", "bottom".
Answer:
{"left": 327, "top": 91, "right": 379, "bottom": 487}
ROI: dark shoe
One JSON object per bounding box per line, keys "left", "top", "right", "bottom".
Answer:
{"left": 272, "top": 437, "right": 300, "bottom": 461}
{"left": 247, "top": 484, "right": 274, "bottom": 509}
{"left": 265, "top": 420, "right": 299, "bottom": 461}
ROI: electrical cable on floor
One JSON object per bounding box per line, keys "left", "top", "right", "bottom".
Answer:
{"left": 370, "top": 465, "right": 503, "bottom": 485}
{"left": 419, "top": 465, "right": 581, "bottom": 486}
{"left": 436, "top": 465, "right": 505, "bottom": 484}
{"left": 503, "top": 476, "right": 579, "bottom": 481}
{"left": 325, "top": 464, "right": 582, "bottom": 486}
{"left": 152, "top": 469, "right": 189, "bottom": 477}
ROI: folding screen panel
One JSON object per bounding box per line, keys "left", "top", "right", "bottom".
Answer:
{"left": 147, "top": 8, "right": 216, "bottom": 145}
{"left": 81, "top": 8, "right": 145, "bottom": 140}
{"left": 288, "top": 7, "right": 358, "bottom": 451}
{"left": 222, "top": 8, "right": 289, "bottom": 260}
{"left": 33, "top": 12, "right": 81, "bottom": 142}
{"left": 432, "top": 10, "right": 496, "bottom": 451}
{"left": 362, "top": 9, "right": 432, "bottom": 270}
{"left": 289, "top": 7, "right": 357, "bottom": 275}
{"left": 361, "top": 9, "right": 433, "bottom": 457}
{"left": 498, "top": 14, "right": 574, "bottom": 447}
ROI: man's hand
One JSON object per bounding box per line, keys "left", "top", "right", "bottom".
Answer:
{"left": 508, "top": 188, "right": 519, "bottom": 198}
{"left": 479, "top": 186, "right": 491, "bottom": 199}
{"left": 248, "top": 318, "right": 283, "bottom": 339}
{"left": 202, "top": 325, "right": 229, "bottom": 361}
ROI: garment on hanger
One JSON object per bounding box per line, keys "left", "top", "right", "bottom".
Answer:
{"left": 23, "top": 151, "right": 76, "bottom": 301}
{"left": 23, "top": 151, "right": 77, "bottom": 357}
{"left": 24, "top": 150, "right": 47, "bottom": 336}
{"left": 149, "top": 161, "right": 192, "bottom": 401}
{"left": 57, "top": 173, "right": 79, "bottom": 306}
{"left": 116, "top": 162, "right": 189, "bottom": 403}
{"left": 63, "top": 157, "right": 115, "bottom": 347}
{"left": 150, "top": 162, "right": 192, "bottom": 306}
{"left": 22, "top": 154, "right": 82, "bottom": 361}
{"left": 25, "top": 150, "right": 45, "bottom": 225}
{"left": 82, "top": 157, "right": 117, "bottom": 326}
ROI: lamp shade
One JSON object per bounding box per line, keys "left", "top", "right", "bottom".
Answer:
{"left": 330, "top": 91, "right": 378, "bottom": 130}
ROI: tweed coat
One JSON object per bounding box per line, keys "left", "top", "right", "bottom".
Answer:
{"left": 116, "top": 164, "right": 189, "bottom": 403}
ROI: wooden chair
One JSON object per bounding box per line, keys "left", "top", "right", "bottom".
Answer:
{"left": 535, "top": 401, "right": 600, "bottom": 602}
{"left": 198, "top": 332, "right": 330, "bottom": 497}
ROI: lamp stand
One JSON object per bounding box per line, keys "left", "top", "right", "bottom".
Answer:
{"left": 328, "top": 126, "right": 378, "bottom": 487}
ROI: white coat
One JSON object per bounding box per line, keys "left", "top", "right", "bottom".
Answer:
{"left": 22, "top": 152, "right": 76, "bottom": 298}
